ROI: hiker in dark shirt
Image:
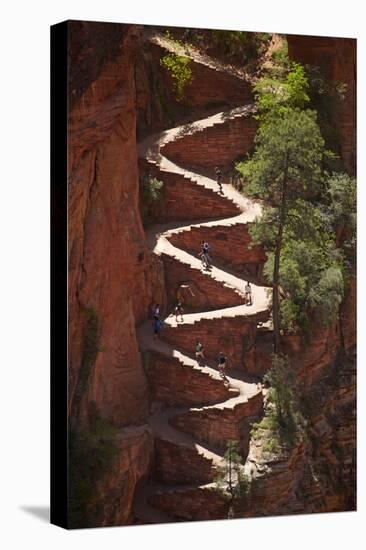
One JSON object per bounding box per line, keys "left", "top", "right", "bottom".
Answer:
{"left": 153, "top": 303, "right": 160, "bottom": 320}
{"left": 245, "top": 282, "right": 253, "bottom": 306}
{"left": 199, "top": 241, "right": 212, "bottom": 269}
{"left": 203, "top": 241, "right": 212, "bottom": 264}
{"left": 217, "top": 351, "right": 229, "bottom": 382}
{"left": 215, "top": 166, "right": 223, "bottom": 194}
{"left": 174, "top": 301, "right": 184, "bottom": 322}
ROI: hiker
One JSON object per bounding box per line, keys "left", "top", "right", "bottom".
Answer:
{"left": 195, "top": 341, "right": 205, "bottom": 365}
{"left": 203, "top": 241, "right": 213, "bottom": 264}
{"left": 153, "top": 303, "right": 161, "bottom": 320}
{"left": 215, "top": 166, "right": 223, "bottom": 193}
{"left": 174, "top": 301, "right": 184, "bottom": 322}
{"left": 217, "top": 351, "right": 229, "bottom": 381}
{"left": 245, "top": 282, "right": 252, "bottom": 306}
{"left": 153, "top": 318, "right": 162, "bottom": 340}
{"left": 199, "top": 248, "right": 210, "bottom": 269}
{"left": 199, "top": 242, "right": 212, "bottom": 269}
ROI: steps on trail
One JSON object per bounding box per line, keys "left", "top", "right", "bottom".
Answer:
{"left": 141, "top": 163, "right": 241, "bottom": 222}
{"left": 147, "top": 482, "right": 228, "bottom": 522}
{"left": 161, "top": 106, "right": 257, "bottom": 171}
{"left": 170, "top": 390, "right": 262, "bottom": 454}
{"left": 134, "top": 44, "right": 266, "bottom": 521}
{"left": 161, "top": 251, "right": 248, "bottom": 311}
{"left": 138, "top": 320, "right": 240, "bottom": 405}
{"left": 155, "top": 438, "right": 218, "bottom": 485}
{"left": 147, "top": 30, "right": 253, "bottom": 110}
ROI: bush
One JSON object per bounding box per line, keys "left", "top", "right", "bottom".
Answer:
{"left": 308, "top": 266, "right": 344, "bottom": 323}
{"left": 271, "top": 38, "right": 289, "bottom": 69}
{"left": 251, "top": 354, "right": 304, "bottom": 452}
{"left": 214, "top": 441, "right": 251, "bottom": 516}
{"left": 139, "top": 175, "right": 164, "bottom": 226}
{"left": 211, "top": 30, "right": 270, "bottom": 64}
{"left": 68, "top": 403, "right": 118, "bottom": 528}
{"left": 160, "top": 53, "right": 192, "bottom": 101}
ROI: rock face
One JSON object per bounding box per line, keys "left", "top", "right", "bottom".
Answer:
{"left": 94, "top": 426, "right": 154, "bottom": 526}
{"left": 135, "top": 31, "right": 253, "bottom": 139}
{"left": 68, "top": 22, "right": 165, "bottom": 428}
{"left": 243, "top": 354, "right": 356, "bottom": 517}
{"left": 66, "top": 23, "right": 356, "bottom": 527}
{"left": 67, "top": 22, "right": 165, "bottom": 527}
{"left": 287, "top": 34, "right": 356, "bottom": 175}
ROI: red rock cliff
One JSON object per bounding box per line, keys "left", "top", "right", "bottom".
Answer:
{"left": 68, "top": 22, "right": 165, "bottom": 428}
{"left": 287, "top": 34, "right": 356, "bottom": 175}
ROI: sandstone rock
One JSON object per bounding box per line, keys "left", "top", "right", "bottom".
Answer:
{"left": 287, "top": 35, "right": 356, "bottom": 175}
{"left": 68, "top": 22, "right": 166, "bottom": 428}
{"left": 94, "top": 426, "right": 154, "bottom": 526}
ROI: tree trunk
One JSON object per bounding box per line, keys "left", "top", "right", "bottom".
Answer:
{"left": 273, "top": 153, "right": 289, "bottom": 353}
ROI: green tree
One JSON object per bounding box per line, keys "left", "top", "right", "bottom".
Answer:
{"left": 327, "top": 172, "right": 356, "bottom": 252}
{"left": 215, "top": 440, "right": 250, "bottom": 516}
{"left": 253, "top": 62, "right": 310, "bottom": 116}
{"left": 251, "top": 354, "right": 303, "bottom": 452}
{"left": 139, "top": 174, "right": 164, "bottom": 226}
{"left": 68, "top": 402, "right": 118, "bottom": 528}
{"left": 237, "top": 105, "right": 324, "bottom": 350}
{"left": 263, "top": 354, "right": 296, "bottom": 432}
{"left": 160, "top": 53, "right": 192, "bottom": 101}
{"left": 236, "top": 62, "right": 350, "bottom": 346}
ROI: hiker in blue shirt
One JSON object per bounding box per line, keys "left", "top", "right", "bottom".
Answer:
{"left": 153, "top": 318, "right": 162, "bottom": 340}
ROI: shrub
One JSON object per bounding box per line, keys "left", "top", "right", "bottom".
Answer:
{"left": 160, "top": 53, "right": 192, "bottom": 101}
{"left": 271, "top": 38, "right": 289, "bottom": 69}
{"left": 251, "top": 354, "right": 305, "bottom": 453}
{"left": 214, "top": 441, "right": 251, "bottom": 516}
{"left": 211, "top": 30, "right": 270, "bottom": 64}
{"left": 68, "top": 403, "right": 118, "bottom": 528}
{"left": 139, "top": 175, "right": 164, "bottom": 226}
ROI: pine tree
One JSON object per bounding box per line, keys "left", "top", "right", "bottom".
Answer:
{"left": 236, "top": 63, "right": 348, "bottom": 347}
{"left": 215, "top": 440, "right": 250, "bottom": 517}
{"left": 238, "top": 106, "right": 324, "bottom": 351}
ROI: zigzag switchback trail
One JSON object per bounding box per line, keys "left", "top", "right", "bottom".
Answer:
{"left": 134, "top": 38, "right": 272, "bottom": 523}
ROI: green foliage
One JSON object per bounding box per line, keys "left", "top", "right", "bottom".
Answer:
{"left": 236, "top": 62, "right": 350, "bottom": 335}
{"left": 140, "top": 174, "right": 163, "bottom": 202}
{"left": 270, "top": 38, "right": 289, "bottom": 70}
{"left": 308, "top": 266, "right": 344, "bottom": 322}
{"left": 263, "top": 233, "right": 345, "bottom": 330}
{"left": 306, "top": 64, "right": 348, "bottom": 163}
{"left": 252, "top": 354, "right": 304, "bottom": 451}
{"left": 139, "top": 174, "right": 164, "bottom": 226}
{"left": 210, "top": 30, "right": 268, "bottom": 63}
{"left": 68, "top": 403, "right": 118, "bottom": 528}
{"left": 263, "top": 354, "right": 297, "bottom": 433}
{"left": 327, "top": 172, "right": 356, "bottom": 255}
{"left": 328, "top": 172, "right": 356, "bottom": 225}
{"left": 215, "top": 441, "right": 250, "bottom": 515}
{"left": 237, "top": 107, "right": 324, "bottom": 202}
{"left": 160, "top": 53, "right": 192, "bottom": 101}
{"left": 253, "top": 62, "right": 310, "bottom": 123}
